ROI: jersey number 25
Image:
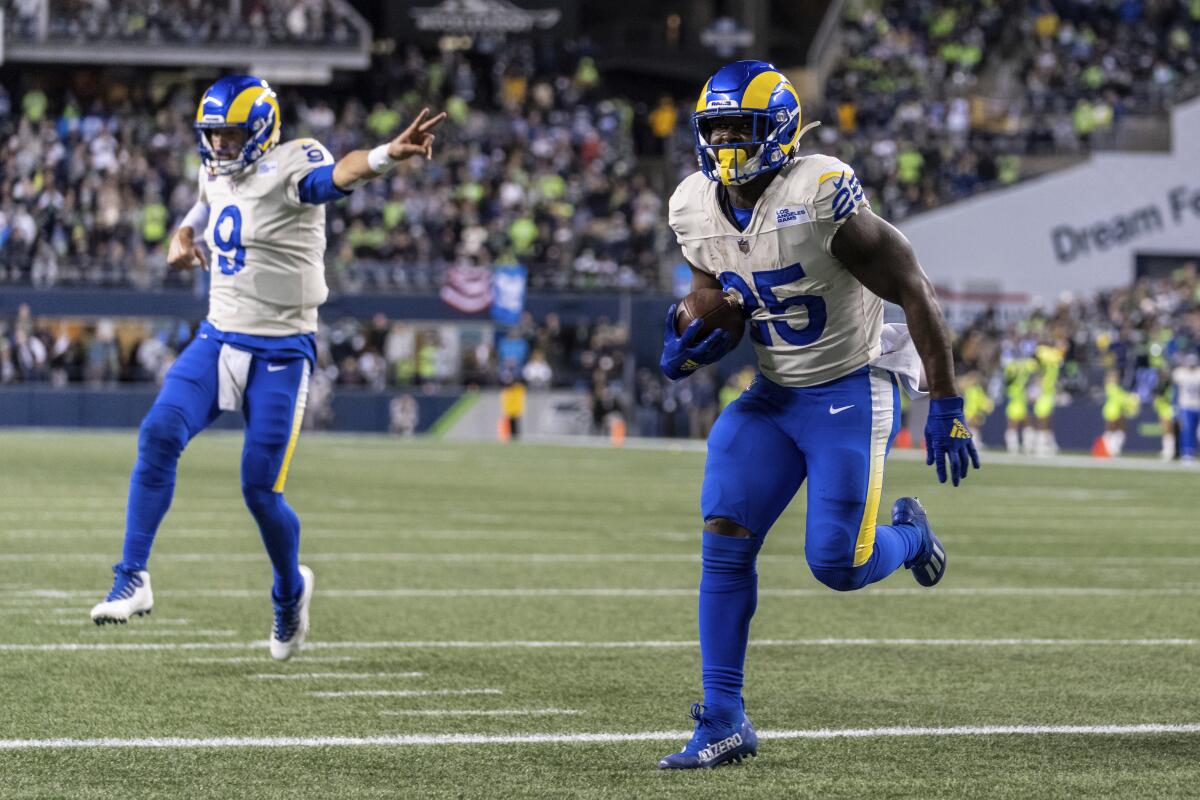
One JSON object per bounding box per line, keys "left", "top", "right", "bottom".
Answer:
{"left": 720, "top": 263, "right": 827, "bottom": 347}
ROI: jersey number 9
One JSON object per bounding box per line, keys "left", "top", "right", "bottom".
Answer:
{"left": 213, "top": 205, "right": 247, "bottom": 276}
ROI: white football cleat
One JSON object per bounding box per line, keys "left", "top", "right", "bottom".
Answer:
{"left": 269, "top": 565, "right": 314, "bottom": 661}
{"left": 91, "top": 567, "right": 153, "bottom": 625}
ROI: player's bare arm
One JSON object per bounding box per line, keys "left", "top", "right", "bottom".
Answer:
{"left": 331, "top": 107, "right": 446, "bottom": 191}
{"left": 830, "top": 208, "right": 957, "bottom": 399}
{"left": 690, "top": 262, "right": 721, "bottom": 291}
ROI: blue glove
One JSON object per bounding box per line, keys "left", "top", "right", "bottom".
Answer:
{"left": 925, "top": 396, "right": 981, "bottom": 487}
{"left": 660, "top": 304, "right": 733, "bottom": 381}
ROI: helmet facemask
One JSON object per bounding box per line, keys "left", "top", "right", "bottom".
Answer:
{"left": 194, "top": 81, "right": 280, "bottom": 177}
{"left": 693, "top": 105, "right": 800, "bottom": 185}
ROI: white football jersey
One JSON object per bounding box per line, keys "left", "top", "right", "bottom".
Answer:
{"left": 669, "top": 155, "right": 882, "bottom": 387}
{"left": 198, "top": 139, "right": 334, "bottom": 336}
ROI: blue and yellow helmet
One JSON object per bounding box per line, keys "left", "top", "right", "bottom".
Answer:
{"left": 692, "top": 60, "right": 802, "bottom": 185}
{"left": 194, "top": 75, "right": 281, "bottom": 176}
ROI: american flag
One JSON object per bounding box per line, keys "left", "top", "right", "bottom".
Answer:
{"left": 440, "top": 263, "right": 493, "bottom": 314}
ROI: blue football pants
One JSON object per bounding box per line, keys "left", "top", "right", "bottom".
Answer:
{"left": 695, "top": 366, "right": 924, "bottom": 717}
{"left": 120, "top": 332, "right": 310, "bottom": 602}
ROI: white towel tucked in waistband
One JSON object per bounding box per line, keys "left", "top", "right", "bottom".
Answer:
{"left": 217, "top": 344, "right": 253, "bottom": 412}
{"left": 869, "top": 323, "right": 928, "bottom": 399}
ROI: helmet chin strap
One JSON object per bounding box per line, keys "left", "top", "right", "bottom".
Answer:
{"left": 795, "top": 119, "right": 822, "bottom": 146}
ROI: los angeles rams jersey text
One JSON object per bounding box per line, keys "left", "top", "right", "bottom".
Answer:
{"left": 668, "top": 154, "right": 882, "bottom": 387}
{"left": 199, "top": 139, "right": 335, "bottom": 336}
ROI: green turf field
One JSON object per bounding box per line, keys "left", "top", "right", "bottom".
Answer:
{"left": 1, "top": 430, "right": 1198, "bottom": 799}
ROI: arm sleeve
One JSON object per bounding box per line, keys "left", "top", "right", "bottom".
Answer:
{"left": 181, "top": 201, "right": 210, "bottom": 232}
{"left": 297, "top": 164, "right": 352, "bottom": 205}
{"left": 285, "top": 140, "right": 351, "bottom": 205}
{"left": 812, "top": 158, "right": 870, "bottom": 255}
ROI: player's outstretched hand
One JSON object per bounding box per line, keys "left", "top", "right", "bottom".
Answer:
{"left": 387, "top": 108, "right": 448, "bottom": 162}
{"left": 660, "top": 304, "right": 732, "bottom": 381}
{"left": 924, "top": 396, "right": 981, "bottom": 486}
{"left": 168, "top": 228, "right": 208, "bottom": 271}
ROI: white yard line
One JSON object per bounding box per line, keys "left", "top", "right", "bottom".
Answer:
{"left": 5, "top": 551, "right": 1200, "bottom": 566}
{"left": 310, "top": 689, "right": 502, "bottom": 699}
{"left": 2, "top": 723, "right": 1198, "bottom": 750}
{"left": 6, "top": 586, "right": 1200, "bottom": 600}
{"left": 379, "top": 709, "right": 583, "bottom": 717}
{"left": 0, "top": 637, "right": 1195, "bottom": 653}
{"left": 250, "top": 672, "right": 424, "bottom": 680}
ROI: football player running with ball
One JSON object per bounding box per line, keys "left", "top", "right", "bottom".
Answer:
{"left": 657, "top": 61, "right": 980, "bottom": 768}
{"left": 89, "top": 76, "right": 444, "bottom": 660}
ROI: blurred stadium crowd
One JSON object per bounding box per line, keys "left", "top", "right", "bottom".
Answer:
{"left": 5, "top": 265, "right": 1199, "bottom": 441}
{"left": 3, "top": 0, "right": 1200, "bottom": 290}
{"left": 5, "top": 0, "right": 360, "bottom": 47}
{"left": 805, "top": 0, "right": 1200, "bottom": 221}
{"left": 3, "top": 0, "right": 1200, "bottom": 441}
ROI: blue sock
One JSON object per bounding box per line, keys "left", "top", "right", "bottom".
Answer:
{"left": 861, "top": 522, "right": 923, "bottom": 581}
{"left": 810, "top": 523, "right": 923, "bottom": 591}
{"left": 121, "top": 406, "right": 189, "bottom": 572}
{"left": 243, "top": 486, "right": 304, "bottom": 602}
{"left": 699, "top": 531, "right": 761, "bottom": 720}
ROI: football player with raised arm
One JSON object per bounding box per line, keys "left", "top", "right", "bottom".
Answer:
{"left": 89, "top": 76, "right": 445, "bottom": 660}
{"left": 656, "top": 61, "right": 980, "bottom": 768}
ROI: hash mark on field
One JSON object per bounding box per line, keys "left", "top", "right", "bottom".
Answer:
{"left": 186, "top": 656, "right": 357, "bottom": 665}
{"left": 55, "top": 617, "right": 191, "bottom": 626}
{"left": 2, "top": 723, "right": 1199, "bottom": 750}
{"left": 310, "top": 689, "right": 502, "bottom": 699}
{"left": 250, "top": 672, "right": 424, "bottom": 681}
{"left": 380, "top": 708, "right": 583, "bottom": 717}
{"left": 94, "top": 629, "right": 237, "bottom": 637}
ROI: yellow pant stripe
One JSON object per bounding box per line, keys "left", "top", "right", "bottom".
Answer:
{"left": 853, "top": 370, "right": 894, "bottom": 567}
{"left": 272, "top": 364, "right": 310, "bottom": 493}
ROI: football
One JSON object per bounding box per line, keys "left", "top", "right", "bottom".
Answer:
{"left": 675, "top": 287, "right": 746, "bottom": 348}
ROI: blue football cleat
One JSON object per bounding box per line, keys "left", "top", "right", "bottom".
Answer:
{"left": 896, "top": 497, "right": 946, "bottom": 587}
{"left": 658, "top": 703, "right": 758, "bottom": 769}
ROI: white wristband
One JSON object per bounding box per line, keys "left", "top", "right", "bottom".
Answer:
{"left": 367, "top": 144, "right": 398, "bottom": 174}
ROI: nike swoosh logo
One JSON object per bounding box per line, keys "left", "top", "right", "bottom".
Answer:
{"left": 829, "top": 404, "right": 854, "bottom": 415}
{"left": 267, "top": 364, "right": 287, "bottom": 372}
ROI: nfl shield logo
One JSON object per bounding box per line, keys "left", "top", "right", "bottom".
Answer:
{"left": 737, "top": 238, "right": 750, "bottom": 254}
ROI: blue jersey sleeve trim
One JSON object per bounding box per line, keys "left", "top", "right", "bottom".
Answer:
{"left": 297, "top": 164, "right": 350, "bottom": 205}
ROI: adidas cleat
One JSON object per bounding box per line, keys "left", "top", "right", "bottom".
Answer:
{"left": 91, "top": 565, "right": 153, "bottom": 624}
{"left": 896, "top": 497, "right": 946, "bottom": 587}
{"left": 658, "top": 703, "right": 758, "bottom": 769}
{"left": 269, "top": 565, "right": 314, "bottom": 661}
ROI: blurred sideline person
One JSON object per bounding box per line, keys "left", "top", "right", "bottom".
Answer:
{"left": 1101, "top": 369, "right": 1140, "bottom": 457}
{"left": 500, "top": 378, "right": 527, "bottom": 440}
{"left": 1173, "top": 352, "right": 1200, "bottom": 463}
{"left": 88, "top": 75, "right": 444, "bottom": 660}
{"left": 1003, "top": 354, "right": 1037, "bottom": 454}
